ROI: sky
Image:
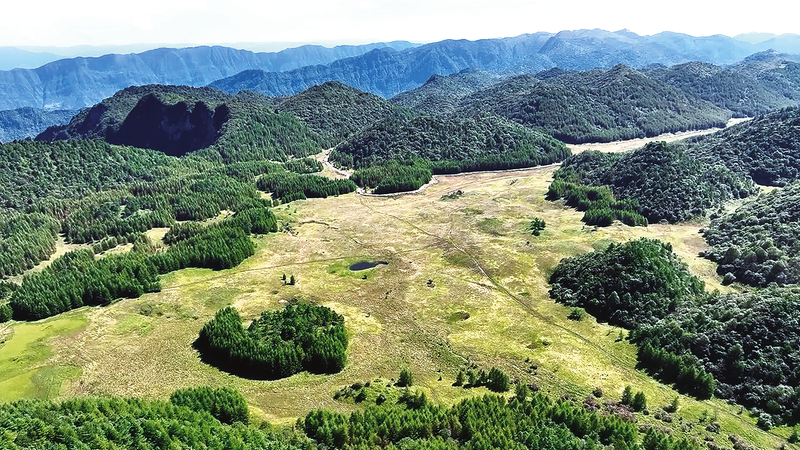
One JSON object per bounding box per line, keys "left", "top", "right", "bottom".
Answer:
{"left": 2, "top": 0, "right": 798, "bottom": 50}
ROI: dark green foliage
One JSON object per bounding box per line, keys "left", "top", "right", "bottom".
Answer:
{"left": 0, "top": 302, "right": 12, "bottom": 323}
{"left": 567, "top": 308, "right": 585, "bottom": 321}
{"left": 169, "top": 386, "right": 249, "bottom": 424}
{"left": 621, "top": 386, "right": 633, "bottom": 406}
{"left": 0, "top": 394, "right": 300, "bottom": 450}
{"left": 648, "top": 55, "right": 800, "bottom": 117}
{"left": 701, "top": 181, "right": 800, "bottom": 286}
{"left": 635, "top": 343, "right": 716, "bottom": 400}
{"left": 351, "top": 162, "right": 433, "bottom": 194}
{"left": 207, "top": 100, "right": 327, "bottom": 164}
{"left": 632, "top": 287, "right": 800, "bottom": 424}
{"left": 0, "top": 139, "right": 179, "bottom": 209}
{"left": 686, "top": 107, "right": 800, "bottom": 186}
{"left": 547, "top": 177, "right": 647, "bottom": 227}
{"left": 397, "top": 368, "right": 414, "bottom": 387}
{"left": 631, "top": 391, "right": 647, "bottom": 412}
{"left": 302, "top": 392, "right": 698, "bottom": 450}
{"left": 196, "top": 303, "right": 348, "bottom": 379}
{"left": 549, "top": 238, "right": 705, "bottom": 329}
{"left": 0, "top": 213, "right": 60, "bottom": 278}
{"left": 9, "top": 210, "right": 267, "bottom": 321}
{"left": 276, "top": 81, "right": 416, "bottom": 145}
{"left": 550, "top": 142, "right": 755, "bottom": 224}
{"left": 528, "top": 217, "right": 546, "bottom": 236}
{"left": 458, "top": 367, "right": 511, "bottom": 392}
{"left": 330, "top": 114, "right": 569, "bottom": 173}
{"left": 9, "top": 249, "right": 160, "bottom": 320}
{"left": 257, "top": 172, "right": 356, "bottom": 203}
{"left": 391, "top": 70, "right": 507, "bottom": 116}
{"left": 456, "top": 66, "right": 730, "bottom": 144}
{"left": 285, "top": 157, "right": 323, "bottom": 174}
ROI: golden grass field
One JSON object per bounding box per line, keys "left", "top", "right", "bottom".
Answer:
{"left": 0, "top": 129, "right": 795, "bottom": 448}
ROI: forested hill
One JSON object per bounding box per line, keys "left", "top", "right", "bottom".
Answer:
{"left": 210, "top": 29, "right": 796, "bottom": 99}
{"left": 550, "top": 141, "right": 756, "bottom": 224}
{"left": 275, "top": 81, "right": 415, "bottom": 145}
{"left": 330, "top": 114, "right": 569, "bottom": 171}
{"left": 37, "top": 85, "right": 328, "bottom": 162}
{"left": 702, "top": 180, "right": 800, "bottom": 287}
{"left": 454, "top": 65, "right": 731, "bottom": 144}
{"left": 685, "top": 107, "right": 800, "bottom": 186}
{"left": 647, "top": 51, "right": 800, "bottom": 117}
{"left": 0, "top": 107, "right": 76, "bottom": 143}
{"left": 390, "top": 70, "right": 507, "bottom": 116}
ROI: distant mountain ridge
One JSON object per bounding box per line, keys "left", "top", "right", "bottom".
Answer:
{"left": 0, "top": 107, "right": 76, "bottom": 143}
{"left": 211, "top": 29, "right": 800, "bottom": 99}
{"left": 0, "top": 41, "right": 415, "bottom": 110}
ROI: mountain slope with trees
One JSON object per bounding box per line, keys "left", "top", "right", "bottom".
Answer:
{"left": 549, "top": 141, "right": 755, "bottom": 224}
{"left": 455, "top": 65, "right": 731, "bottom": 144}
{"left": 647, "top": 51, "right": 800, "bottom": 117}
{"left": 275, "top": 81, "right": 415, "bottom": 145}
{"left": 390, "top": 69, "right": 507, "bottom": 115}
{"left": 685, "top": 107, "right": 800, "bottom": 186}
{"left": 701, "top": 180, "right": 800, "bottom": 287}
{"left": 37, "top": 85, "right": 328, "bottom": 162}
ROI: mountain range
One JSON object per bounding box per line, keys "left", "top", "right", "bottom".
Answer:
{"left": 0, "top": 41, "right": 415, "bottom": 111}
{"left": 210, "top": 29, "right": 800, "bottom": 99}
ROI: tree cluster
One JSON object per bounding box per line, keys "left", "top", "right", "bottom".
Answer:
{"left": 549, "top": 238, "right": 716, "bottom": 400}
{"left": 351, "top": 162, "right": 433, "bottom": 194}
{"left": 686, "top": 107, "right": 800, "bottom": 186}
{"left": 285, "top": 157, "right": 323, "bottom": 174}
{"left": 301, "top": 391, "right": 698, "bottom": 450}
{"left": 257, "top": 172, "right": 356, "bottom": 203}
{"left": 169, "top": 386, "right": 250, "bottom": 425}
{"left": 701, "top": 180, "right": 800, "bottom": 286}
{"left": 9, "top": 207, "right": 272, "bottom": 320}
{"left": 632, "top": 287, "right": 800, "bottom": 425}
{"left": 330, "top": 113, "right": 569, "bottom": 172}
{"left": 0, "top": 392, "right": 300, "bottom": 449}
{"left": 0, "top": 213, "right": 60, "bottom": 278}
{"left": 550, "top": 142, "right": 755, "bottom": 224}
{"left": 196, "top": 303, "right": 348, "bottom": 379}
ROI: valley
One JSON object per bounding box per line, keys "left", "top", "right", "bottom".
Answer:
{"left": 0, "top": 151, "right": 791, "bottom": 448}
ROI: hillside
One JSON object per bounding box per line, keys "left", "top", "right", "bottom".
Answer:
{"left": 647, "top": 51, "right": 800, "bottom": 117}
{"left": 455, "top": 65, "right": 731, "bottom": 144}
{"left": 0, "top": 107, "right": 76, "bottom": 142}
{"left": 38, "top": 85, "right": 328, "bottom": 161}
{"left": 702, "top": 180, "right": 800, "bottom": 287}
{"left": 686, "top": 107, "right": 800, "bottom": 186}
{"left": 275, "top": 81, "right": 415, "bottom": 145}
{"left": 210, "top": 29, "right": 797, "bottom": 99}
{"left": 550, "top": 141, "right": 756, "bottom": 223}
{"left": 330, "top": 114, "right": 569, "bottom": 171}
{"left": 390, "top": 69, "right": 507, "bottom": 115}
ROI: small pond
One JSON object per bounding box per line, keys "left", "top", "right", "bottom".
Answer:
{"left": 349, "top": 260, "right": 388, "bottom": 271}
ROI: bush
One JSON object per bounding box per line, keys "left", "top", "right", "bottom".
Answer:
{"left": 397, "top": 368, "right": 414, "bottom": 387}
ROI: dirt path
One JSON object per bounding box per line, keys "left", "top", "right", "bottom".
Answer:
{"left": 566, "top": 117, "right": 751, "bottom": 154}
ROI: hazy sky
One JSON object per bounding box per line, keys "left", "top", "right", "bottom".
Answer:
{"left": 3, "top": 0, "right": 797, "bottom": 49}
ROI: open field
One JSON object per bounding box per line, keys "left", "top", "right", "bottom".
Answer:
{"left": 0, "top": 143, "right": 794, "bottom": 447}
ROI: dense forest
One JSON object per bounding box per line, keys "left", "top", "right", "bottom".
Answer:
{"left": 390, "top": 70, "right": 507, "bottom": 116}
{"left": 701, "top": 180, "right": 800, "bottom": 286}
{"left": 196, "top": 303, "right": 348, "bottom": 379}
{"left": 633, "top": 287, "right": 800, "bottom": 428}
{"left": 7, "top": 206, "right": 275, "bottom": 321}
{"left": 549, "top": 142, "right": 755, "bottom": 224}
{"left": 0, "top": 387, "right": 302, "bottom": 449}
{"left": 685, "top": 107, "right": 800, "bottom": 186}
{"left": 550, "top": 237, "right": 800, "bottom": 423}
{"left": 454, "top": 65, "right": 731, "bottom": 144}
{"left": 647, "top": 51, "right": 800, "bottom": 117}
{"left": 257, "top": 172, "right": 357, "bottom": 203}
{"left": 330, "top": 113, "right": 568, "bottom": 193}
{"left": 276, "top": 81, "right": 416, "bottom": 145}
